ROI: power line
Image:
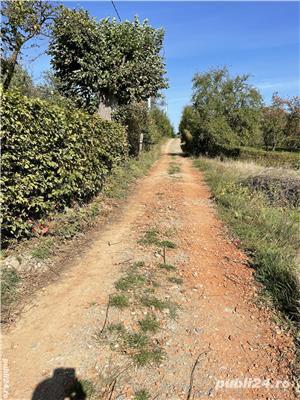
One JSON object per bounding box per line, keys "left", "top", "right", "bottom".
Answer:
{"left": 111, "top": 1, "right": 121, "bottom": 22}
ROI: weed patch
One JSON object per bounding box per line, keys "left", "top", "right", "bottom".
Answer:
{"left": 159, "top": 263, "right": 176, "bottom": 271}
{"left": 159, "top": 240, "right": 176, "bottom": 249}
{"left": 109, "top": 294, "right": 129, "bottom": 309}
{"left": 168, "top": 276, "right": 183, "bottom": 285}
{"left": 31, "top": 238, "right": 54, "bottom": 260}
{"left": 139, "top": 230, "right": 176, "bottom": 249}
{"left": 125, "top": 332, "right": 149, "bottom": 349}
{"left": 1, "top": 267, "right": 21, "bottom": 306}
{"left": 138, "top": 314, "right": 160, "bottom": 333}
{"left": 115, "top": 273, "right": 146, "bottom": 291}
{"left": 133, "top": 347, "right": 165, "bottom": 367}
{"left": 134, "top": 389, "right": 151, "bottom": 400}
{"left": 140, "top": 295, "right": 178, "bottom": 318}
{"left": 168, "top": 162, "right": 181, "bottom": 175}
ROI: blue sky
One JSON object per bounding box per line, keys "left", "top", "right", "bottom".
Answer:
{"left": 23, "top": 1, "right": 299, "bottom": 130}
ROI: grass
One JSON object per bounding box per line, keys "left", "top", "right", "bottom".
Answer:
{"left": 125, "top": 332, "right": 149, "bottom": 349}
{"left": 31, "top": 238, "right": 54, "bottom": 260}
{"left": 139, "top": 230, "right": 177, "bottom": 249}
{"left": 194, "top": 157, "right": 300, "bottom": 322}
{"left": 159, "top": 263, "right": 176, "bottom": 271}
{"left": 138, "top": 314, "right": 160, "bottom": 333}
{"left": 78, "top": 379, "right": 95, "bottom": 399}
{"left": 139, "top": 229, "right": 161, "bottom": 246}
{"left": 1, "top": 267, "right": 21, "bottom": 306}
{"left": 168, "top": 276, "right": 183, "bottom": 285}
{"left": 134, "top": 389, "right": 151, "bottom": 400}
{"left": 115, "top": 272, "right": 146, "bottom": 291}
{"left": 133, "top": 347, "right": 165, "bottom": 367}
{"left": 106, "top": 322, "right": 126, "bottom": 334}
{"left": 159, "top": 240, "right": 176, "bottom": 249}
{"left": 168, "top": 161, "right": 181, "bottom": 175}
{"left": 109, "top": 294, "right": 130, "bottom": 309}
{"left": 104, "top": 141, "right": 165, "bottom": 199}
{"left": 140, "top": 295, "right": 178, "bottom": 318}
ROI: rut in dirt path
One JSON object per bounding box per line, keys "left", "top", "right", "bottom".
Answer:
{"left": 2, "top": 139, "right": 295, "bottom": 400}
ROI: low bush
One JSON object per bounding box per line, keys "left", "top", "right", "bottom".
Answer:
{"left": 242, "top": 175, "right": 300, "bottom": 207}
{"left": 1, "top": 92, "right": 128, "bottom": 245}
{"left": 113, "top": 103, "right": 173, "bottom": 156}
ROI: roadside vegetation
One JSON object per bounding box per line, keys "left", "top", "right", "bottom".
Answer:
{"left": 179, "top": 67, "right": 299, "bottom": 169}
{"left": 194, "top": 157, "right": 300, "bottom": 323}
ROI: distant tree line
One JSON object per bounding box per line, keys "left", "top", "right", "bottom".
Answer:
{"left": 179, "top": 67, "right": 299, "bottom": 154}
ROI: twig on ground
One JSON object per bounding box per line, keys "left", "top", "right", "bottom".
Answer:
{"left": 99, "top": 295, "right": 111, "bottom": 335}
{"left": 224, "top": 273, "right": 250, "bottom": 287}
{"left": 114, "top": 258, "right": 133, "bottom": 265}
{"left": 187, "top": 349, "right": 211, "bottom": 400}
{"left": 224, "top": 255, "right": 249, "bottom": 266}
{"left": 108, "top": 378, "right": 117, "bottom": 400}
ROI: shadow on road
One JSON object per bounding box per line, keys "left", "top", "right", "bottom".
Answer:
{"left": 166, "top": 152, "right": 189, "bottom": 157}
{"left": 31, "top": 368, "right": 86, "bottom": 400}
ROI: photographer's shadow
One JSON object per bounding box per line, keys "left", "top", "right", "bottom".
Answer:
{"left": 32, "top": 368, "right": 86, "bottom": 400}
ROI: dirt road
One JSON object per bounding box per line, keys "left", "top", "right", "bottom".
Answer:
{"left": 2, "top": 139, "right": 295, "bottom": 399}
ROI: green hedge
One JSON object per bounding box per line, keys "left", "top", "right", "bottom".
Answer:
{"left": 1, "top": 92, "right": 128, "bottom": 245}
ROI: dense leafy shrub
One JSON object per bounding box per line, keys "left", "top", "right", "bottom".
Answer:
{"left": 1, "top": 92, "right": 128, "bottom": 245}
{"left": 114, "top": 103, "right": 173, "bottom": 156}
{"left": 180, "top": 68, "right": 262, "bottom": 155}
{"left": 113, "top": 102, "right": 150, "bottom": 156}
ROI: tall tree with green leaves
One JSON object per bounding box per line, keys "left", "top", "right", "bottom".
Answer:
{"left": 1, "top": 0, "right": 56, "bottom": 90}
{"left": 48, "top": 8, "right": 168, "bottom": 118}
{"left": 179, "top": 67, "right": 262, "bottom": 154}
{"left": 262, "top": 94, "right": 287, "bottom": 151}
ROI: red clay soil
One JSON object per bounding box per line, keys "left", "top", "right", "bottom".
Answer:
{"left": 1, "top": 139, "right": 296, "bottom": 400}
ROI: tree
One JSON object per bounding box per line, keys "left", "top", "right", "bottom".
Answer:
{"left": 191, "top": 67, "right": 262, "bottom": 152}
{"left": 262, "top": 94, "right": 287, "bottom": 151}
{"left": 48, "top": 8, "right": 168, "bottom": 118}
{"left": 285, "top": 96, "right": 300, "bottom": 150}
{"left": 0, "top": 63, "right": 35, "bottom": 96}
{"left": 150, "top": 107, "right": 174, "bottom": 138}
{"left": 1, "top": 0, "right": 56, "bottom": 90}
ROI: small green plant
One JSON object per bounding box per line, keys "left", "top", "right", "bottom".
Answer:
{"left": 159, "top": 240, "right": 176, "bottom": 249}
{"left": 126, "top": 332, "right": 149, "bottom": 349}
{"left": 159, "top": 263, "right": 176, "bottom": 271}
{"left": 109, "top": 294, "right": 129, "bottom": 309}
{"left": 133, "top": 347, "right": 165, "bottom": 366}
{"left": 168, "top": 162, "right": 181, "bottom": 175}
{"left": 78, "top": 379, "right": 95, "bottom": 398}
{"left": 139, "top": 229, "right": 160, "bottom": 246}
{"left": 1, "top": 267, "right": 21, "bottom": 305}
{"left": 168, "top": 276, "right": 183, "bottom": 285}
{"left": 140, "top": 296, "right": 178, "bottom": 318}
{"left": 134, "top": 389, "right": 151, "bottom": 400}
{"left": 138, "top": 314, "right": 160, "bottom": 333}
{"left": 115, "top": 273, "right": 146, "bottom": 291}
{"left": 132, "top": 261, "right": 145, "bottom": 269}
{"left": 31, "top": 239, "right": 54, "bottom": 260}
{"left": 107, "top": 322, "right": 126, "bottom": 334}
